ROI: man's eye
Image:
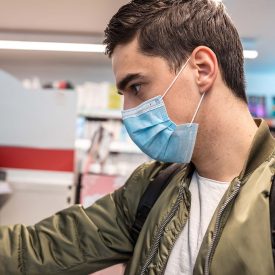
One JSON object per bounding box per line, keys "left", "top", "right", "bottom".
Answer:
{"left": 130, "top": 84, "right": 141, "bottom": 95}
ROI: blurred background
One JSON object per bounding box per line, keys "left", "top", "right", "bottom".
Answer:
{"left": 0, "top": 0, "right": 274, "bottom": 273}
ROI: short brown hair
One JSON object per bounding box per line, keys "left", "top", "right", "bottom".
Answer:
{"left": 104, "top": 0, "right": 247, "bottom": 103}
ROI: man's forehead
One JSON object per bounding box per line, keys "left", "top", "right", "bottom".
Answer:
{"left": 112, "top": 39, "right": 141, "bottom": 70}
{"left": 112, "top": 40, "right": 149, "bottom": 82}
{"left": 111, "top": 38, "right": 172, "bottom": 88}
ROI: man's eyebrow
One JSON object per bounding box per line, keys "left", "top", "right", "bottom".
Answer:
{"left": 117, "top": 73, "right": 143, "bottom": 92}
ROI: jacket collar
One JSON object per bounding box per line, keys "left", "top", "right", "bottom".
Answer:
{"left": 239, "top": 118, "right": 275, "bottom": 179}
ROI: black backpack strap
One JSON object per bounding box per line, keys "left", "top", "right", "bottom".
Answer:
{"left": 270, "top": 175, "right": 275, "bottom": 265}
{"left": 130, "top": 163, "right": 184, "bottom": 244}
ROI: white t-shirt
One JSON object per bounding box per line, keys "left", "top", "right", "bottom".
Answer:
{"left": 164, "top": 171, "right": 230, "bottom": 275}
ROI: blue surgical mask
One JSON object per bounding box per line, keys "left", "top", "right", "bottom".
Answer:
{"left": 121, "top": 58, "right": 205, "bottom": 163}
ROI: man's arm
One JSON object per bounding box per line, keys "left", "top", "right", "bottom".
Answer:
{"left": 0, "top": 195, "right": 133, "bottom": 275}
{"left": 0, "top": 161, "right": 162, "bottom": 275}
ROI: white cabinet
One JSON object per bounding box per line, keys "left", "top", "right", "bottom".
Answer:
{"left": 0, "top": 70, "right": 77, "bottom": 225}
{"left": 0, "top": 170, "right": 75, "bottom": 225}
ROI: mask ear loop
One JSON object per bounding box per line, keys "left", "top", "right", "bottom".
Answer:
{"left": 161, "top": 57, "right": 191, "bottom": 100}
{"left": 188, "top": 92, "right": 205, "bottom": 127}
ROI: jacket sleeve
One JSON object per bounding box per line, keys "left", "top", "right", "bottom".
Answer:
{"left": 0, "top": 161, "right": 162, "bottom": 275}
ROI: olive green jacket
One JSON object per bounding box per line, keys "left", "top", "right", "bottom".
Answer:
{"left": 1, "top": 119, "right": 275, "bottom": 275}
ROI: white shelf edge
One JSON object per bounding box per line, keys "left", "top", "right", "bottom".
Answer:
{"left": 110, "top": 141, "right": 142, "bottom": 154}
{"left": 78, "top": 109, "right": 122, "bottom": 119}
{"left": 75, "top": 139, "right": 143, "bottom": 154}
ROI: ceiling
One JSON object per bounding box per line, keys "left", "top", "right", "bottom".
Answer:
{"left": 0, "top": 0, "right": 128, "bottom": 35}
{"left": 0, "top": 0, "right": 274, "bottom": 71}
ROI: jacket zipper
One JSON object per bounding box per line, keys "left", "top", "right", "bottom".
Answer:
{"left": 160, "top": 216, "right": 188, "bottom": 275}
{"left": 139, "top": 183, "right": 186, "bottom": 275}
{"left": 204, "top": 179, "right": 241, "bottom": 275}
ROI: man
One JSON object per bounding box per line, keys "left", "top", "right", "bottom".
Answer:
{"left": 1, "top": 0, "right": 274, "bottom": 274}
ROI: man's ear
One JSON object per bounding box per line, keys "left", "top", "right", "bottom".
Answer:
{"left": 191, "top": 46, "right": 218, "bottom": 94}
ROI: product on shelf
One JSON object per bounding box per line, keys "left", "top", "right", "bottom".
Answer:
{"left": 43, "top": 80, "right": 75, "bottom": 90}
{"left": 272, "top": 97, "right": 275, "bottom": 117}
{"left": 82, "top": 125, "right": 113, "bottom": 174}
{"left": 248, "top": 95, "right": 266, "bottom": 118}
{"left": 76, "top": 82, "right": 122, "bottom": 111}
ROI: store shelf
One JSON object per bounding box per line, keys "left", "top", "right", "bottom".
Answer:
{"left": 75, "top": 139, "right": 143, "bottom": 154}
{"left": 78, "top": 109, "right": 122, "bottom": 120}
{"left": 110, "top": 141, "right": 142, "bottom": 154}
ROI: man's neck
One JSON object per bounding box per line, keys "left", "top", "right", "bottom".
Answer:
{"left": 192, "top": 99, "right": 258, "bottom": 183}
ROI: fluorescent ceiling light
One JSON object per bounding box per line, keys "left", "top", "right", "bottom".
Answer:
{"left": 0, "top": 40, "right": 258, "bottom": 59}
{"left": 243, "top": 50, "right": 258, "bottom": 59}
{"left": 0, "top": 40, "right": 106, "bottom": 53}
